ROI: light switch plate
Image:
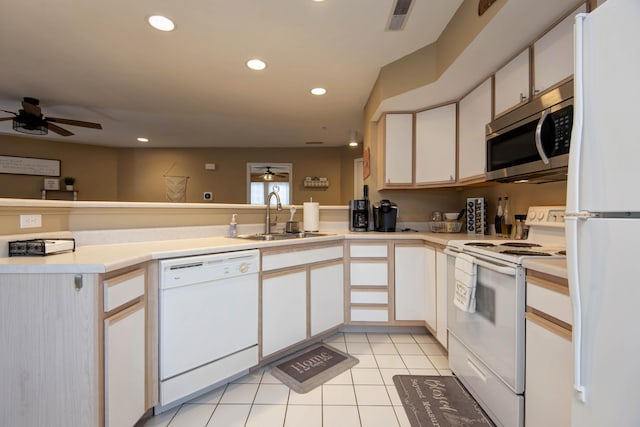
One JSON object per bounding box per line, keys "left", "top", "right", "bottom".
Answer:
{"left": 20, "top": 214, "right": 42, "bottom": 228}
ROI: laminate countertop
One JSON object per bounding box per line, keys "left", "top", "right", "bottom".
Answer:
{"left": 0, "top": 230, "right": 486, "bottom": 274}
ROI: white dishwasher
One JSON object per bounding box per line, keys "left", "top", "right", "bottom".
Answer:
{"left": 159, "top": 249, "right": 259, "bottom": 407}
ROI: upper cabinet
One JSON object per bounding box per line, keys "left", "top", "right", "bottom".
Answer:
{"left": 458, "top": 78, "right": 492, "bottom": 183}
{"left": 380, "top": 105, "right": 456, "bottom": 190}
{"left": 383, "top": 113, "right": 413, "bottom": 186}
{"left": 533, "top": 3, "right": 587, "bottom": 95}
{"left": 494, "top": 49, "right": 530, "bottom": 117}
{"left": 415, "top": 104, "right": 457, "bottom": 185}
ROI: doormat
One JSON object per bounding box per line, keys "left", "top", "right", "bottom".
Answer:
{"left": 270, "top": 343, "right": 359, "bottom": 394}
{"left": 393, "top": 375, "right": 495, "bottom": 426}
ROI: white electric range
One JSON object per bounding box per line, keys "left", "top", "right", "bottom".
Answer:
{"left": 448, "top": 205, "right": 567, "bottom": 265}
{"left": 445, "top": 206, "right": 566, "bottom": 427}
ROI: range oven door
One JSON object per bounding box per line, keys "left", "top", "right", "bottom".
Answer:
{"left": 446, "top": 249, "right": 525, "bottom": 394}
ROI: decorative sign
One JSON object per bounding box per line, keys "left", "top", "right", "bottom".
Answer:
{"left": 478, "top": 0, "right": 497, "bottom": 16}
{"left": 363, "top": 147, "right": 371, "bottom": 179}
{"left": 0, "top": 155, "right": 61, "bottom": 176}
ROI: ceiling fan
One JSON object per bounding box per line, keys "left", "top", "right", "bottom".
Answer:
{"left": 0, "top": 97, "right": 103, "bottom": 137}
{"left": 254, "top": 166, "right": 289, "bottom": 181}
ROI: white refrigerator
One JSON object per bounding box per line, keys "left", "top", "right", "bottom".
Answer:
{"left": 566, "top": 0, "right": 640, "bottom": 426}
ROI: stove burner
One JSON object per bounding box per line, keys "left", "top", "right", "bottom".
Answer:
{"left": 464, "top": 242, "right": 497, "bottom": 247}
{"left": 500, "top": 250, "right": 552, "bottom": 256}
{"left": 501, "top": 242, "right": 542, "bottom": 248}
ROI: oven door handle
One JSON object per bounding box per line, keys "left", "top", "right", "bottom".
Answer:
{"left": 444, "top": 248, "right": 517, "bottom": 276}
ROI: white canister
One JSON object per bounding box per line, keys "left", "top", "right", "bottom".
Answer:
{"left": 303, "top": 200, "right": 320, "bottom": 231}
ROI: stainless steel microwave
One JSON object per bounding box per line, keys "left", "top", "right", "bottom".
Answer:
{"left": 485, "top": 80, "right": 573, "bottom": 183}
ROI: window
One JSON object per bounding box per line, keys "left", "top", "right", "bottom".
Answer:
{"left": 247, "top": 163, "right": 292, "bottom": 205}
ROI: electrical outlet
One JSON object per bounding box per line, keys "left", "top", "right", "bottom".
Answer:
{"left": 205, "top": 163, "right": 216, "bottom": 170}
{"left": 203, "top": 192, "right": 213, "bottom": 201}
{"left": 20, "top": 214, "right": 42, "bottom": 228}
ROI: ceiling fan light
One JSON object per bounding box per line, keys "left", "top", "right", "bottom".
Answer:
{"left": 12, "top": 118, "right": 47, "bottom": 135}
{"left": 310, "top": 87, "right": 327, "bottom": 96}
{"left": 246, "top": 59, "right": 266, "bottom": 71}
{"left": 148, "top": 15, "right": 175, "bottom": 32}
{"left": 263, "top": 173, "right": 274, "bottom": 181}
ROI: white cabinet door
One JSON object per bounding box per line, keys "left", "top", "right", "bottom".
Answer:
{"left": 415, "top": 104, "right": 456, "bottom": 184}
{"left": 525, "top": 315, "right": 572, "bottom": 427}
{"left": 262, "top": 270, "right": 307, "bottom": 357}
{"left": 105, "top": 301, "right": 146, "bottom": 427}
{"left": 458, "top": 78, "right": 492, "bottom": 182}
{"left": 384, "top": 113, "right": 413, "bottom": 185}
{"left": 435, "top": 250, "right": 448, "bottom": 349}
{"left": 395, "top": 245, "right": 435, "bottom": 323}
{"left": 310, "top": 262, "right": 344, "bottom": 336}
{"left": 424, "top": 246, "right": 436, "bottom": 330}
{"left": 494, "top": 49, "right": 530, "bottom": 116}
{"left": 533, "top": 3, "right": 587, "bottom": 95}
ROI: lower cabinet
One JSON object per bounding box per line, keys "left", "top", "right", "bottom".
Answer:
{"left": 525, "top": 315, "right": 572, "bottom": 427}
{"left": 310, "top": 261, "right": 344, "bottom": 336}
{"left": 103, "top": 267, "right": 148, "bottom": 427}
{"left": 104, "top": 301, "right": 146, "bottom": 427}
{"left": 435, "top": 250, "right": 448, "bottom": 349}
{"left": 261, "top": 269, "right": 308, "bottom": 357}
{"left": 525, "top": 271, "right": 573, "bottom": 427}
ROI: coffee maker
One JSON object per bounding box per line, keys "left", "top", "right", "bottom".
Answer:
{"left": 349, "top": 199, "right": 369, "bottom": 231}
{"left": 373, "top": 199, "right": 398, "bottom": 232}
{"left": 349, "top": 184, "right": 371, "bottom": 232}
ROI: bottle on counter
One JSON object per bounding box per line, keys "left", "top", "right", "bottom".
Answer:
{"left": 501, "top": 196, "right": 513, "bottom": 238}
{"left": 229, "top": 214, "right": 238, "bottom": 237}
{"left": 514, "top": 214, "right": 527, "bottom": 240}
{"left": 494, "top": 196, "right": 503, "bottom": 237}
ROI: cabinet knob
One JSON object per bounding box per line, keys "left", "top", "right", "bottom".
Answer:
{"left": 520, "top": 93, "right": 528, "bottom": 102}
{"left": 74, "top": 274, "right": 83, "bottom": 291}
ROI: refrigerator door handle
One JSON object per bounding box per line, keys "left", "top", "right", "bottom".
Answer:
{"left": 567, "top": 13, "right": 589, "bottom": 213}
{"left": 566, "top": 216, "right": 587, "bottom": 403}
{"left": 535, "top": 108, "right": 551, "bottom": 164}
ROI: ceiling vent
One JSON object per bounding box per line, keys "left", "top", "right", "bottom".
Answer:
{"left": 387, "top": 0, "right": 414, "bottom": 31}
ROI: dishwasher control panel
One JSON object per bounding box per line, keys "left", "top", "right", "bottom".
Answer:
{"left": 159, "top": 249, "right": 260, "bottom": 289}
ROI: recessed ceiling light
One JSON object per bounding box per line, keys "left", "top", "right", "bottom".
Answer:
{"left": 310, "top": 87, "right": 327, "bottom": 96}
{"left": 312, "top": 0, "right": 326, "bottom": 2}
{"left": 349, "top": 141, "right": 359, "bottom": 147}
{"left": 246, "top": 59, "right": 267, "bottom": 71}
{"left": 137, "top": 137, "right": 150, "bottom": 143}
{"left": 148, "top": 15, "right": 175, "bottom": 32}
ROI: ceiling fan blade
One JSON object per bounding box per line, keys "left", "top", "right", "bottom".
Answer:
{"left": 0, "top": 117, "right": 14, "bottom": 122}
{"left": 47, "top": 117, "right": 102, "bottom": 129}
{"left": 47, "top": 122, "right": 74, "bottom": 136}
{"left": 21, "top": 101, "right": 42, "bottom": 116}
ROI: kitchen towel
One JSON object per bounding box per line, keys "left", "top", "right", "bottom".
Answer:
{"left": 303, "top": 200, "right": 319, "bottom": 231}
{"left": 454, "top": 253, "right": 477, "bottom": 313}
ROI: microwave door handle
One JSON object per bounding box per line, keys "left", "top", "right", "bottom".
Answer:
{"left": 535, "top": 108, "right": 551, "bottom": 165}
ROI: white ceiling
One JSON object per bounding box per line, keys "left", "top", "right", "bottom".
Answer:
{"left": 0, "top": 0, "right": 462, "bottom": 148}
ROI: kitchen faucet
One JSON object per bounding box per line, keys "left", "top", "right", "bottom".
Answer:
{"left": 265, "top": 191, "right": 282, "bottom": 235}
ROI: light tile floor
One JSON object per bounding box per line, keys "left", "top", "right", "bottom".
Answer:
{"left": 144, "top": 332, "right": 450, "bottom": 427}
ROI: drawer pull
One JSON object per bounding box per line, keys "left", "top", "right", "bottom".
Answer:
{"left": 467, "top": 357, "right": 488, "bottom": 384}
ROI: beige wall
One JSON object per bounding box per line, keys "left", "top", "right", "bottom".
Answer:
{"left": 0, "top": 135, "right": 118, "bottom": 200}
{"left": 1, "top": 134, "right": 362, "bottom": 205}
{"left": 117, "top": 146, "right": 362, "bottom": 205}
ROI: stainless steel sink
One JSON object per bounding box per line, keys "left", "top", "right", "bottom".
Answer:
{"left": 236, "top": 232, "right": 329, "bottom": 241}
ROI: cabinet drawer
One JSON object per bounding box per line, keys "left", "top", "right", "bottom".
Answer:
{"left": 104, "top": 269, "right": 145, "bottom": 312}
{"left": 351, "top": 308, "right": 389, "bottom": 322}
{"left": 351, "top": 290, "right": 388, "bottom": 304}
{"left": 350, "top": 244, "right": 388, "bottom": 258}
{"left": 527, "top": 281, "right": 572, "bottom": 325}
{"left": 350, "top": 262, "right": 388, "bottom": 286}
{"left": 262, "top": 245, "right": 343, "bottom": 271}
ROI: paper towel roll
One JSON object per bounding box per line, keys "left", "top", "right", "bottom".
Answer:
{"left": 303, "top": 201, "right": 319, "bottom": 231}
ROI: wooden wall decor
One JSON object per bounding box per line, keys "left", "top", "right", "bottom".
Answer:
{"left": 478, "top": 0, "right": 497, "bottom": 16}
